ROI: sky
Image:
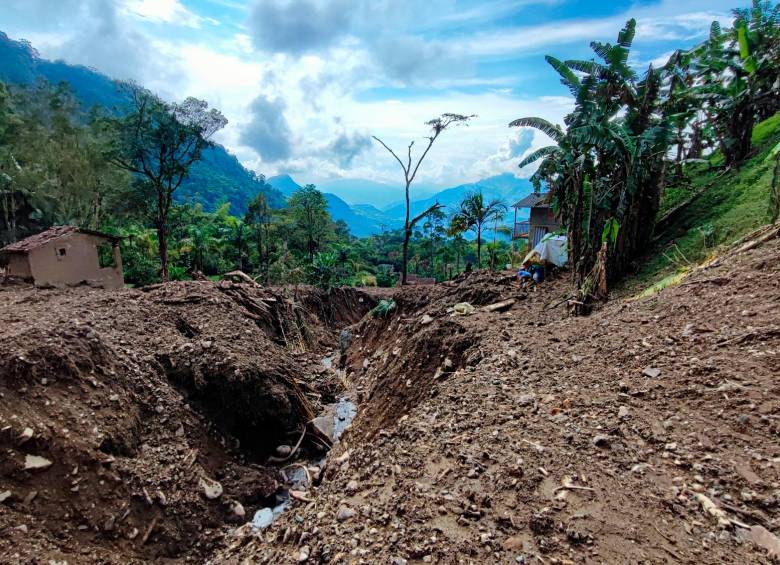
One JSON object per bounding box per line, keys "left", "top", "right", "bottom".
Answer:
{"left": 1, "top": 0, "right": 751, "bottom": 191}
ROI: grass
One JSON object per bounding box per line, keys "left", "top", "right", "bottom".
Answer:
{"left": 627, "top": 111, "right": 780, "bottom": 294}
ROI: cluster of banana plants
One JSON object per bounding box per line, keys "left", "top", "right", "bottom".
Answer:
{"left": 512, "top": 2, "right": 779, "bottom": 306}
{"left": 512, "top": 19, "right": 671, "bottom": 296}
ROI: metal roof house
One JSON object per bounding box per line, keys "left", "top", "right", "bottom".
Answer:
{"left": 511, "top": 192, "right": 561, "bottom": 248}
{"left": 1, "top": 226, "right": 124, "bottom": 289}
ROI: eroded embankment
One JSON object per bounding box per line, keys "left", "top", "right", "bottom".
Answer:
{"left": 0, "top": 280, "right": 374, "bottom": 563}
{"left": 218, "top": 236, "right": 780, "bottom": 565}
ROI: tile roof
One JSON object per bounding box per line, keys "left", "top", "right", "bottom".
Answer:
{"left": 1, "top": 226, "right": 119, "bottom": 254}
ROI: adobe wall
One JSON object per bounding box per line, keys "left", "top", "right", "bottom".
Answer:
{"left": 6, "top": 253, "right": 32, "bottom": 279}
{"left": 27, "top": 232, "right": 124, "bottom": 289}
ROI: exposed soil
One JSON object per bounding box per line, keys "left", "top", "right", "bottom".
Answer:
{"left": 2, "top": 237, "right": 779, "bottom": 564}
{"left": 217, "top": 236, "right": 780, "bottom": 564}
{"left": 0, "top": 280, "right": 374, "bottom": 563}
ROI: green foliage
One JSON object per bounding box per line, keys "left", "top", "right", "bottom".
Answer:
{"left": 635, "top": 110, "right": 780, "bottom": 287}
{"left": 370, "top": 299, "right": 397, "bottom": 318}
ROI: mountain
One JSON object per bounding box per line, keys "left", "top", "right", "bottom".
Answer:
{"left": 0, "top": 31, "right": 284, "bottom": 216}
{"left": 267, "top": 175, "right": 391, "bottom": 237}
{"left": 266, "top": 174, "right": 303, "bottom": 198}
{"left": 383, "top": 173, "right": 535, "bottom": 222}
{"left": 314, "top": 178, "right": 438, "bottom": 208}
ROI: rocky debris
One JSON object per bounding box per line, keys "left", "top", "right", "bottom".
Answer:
{"left": 336, "top": 505, "right": 356, "bottom": 522}
{"left": 218, "top": 238, "right": 780, "bottom": 564}
{"left": 0, "top": 280, "right": 374, "bottom": 563}
{"left": 23, "top": 455, "right": 53, "bottom": 471}
{"left": 200, "top": 477, "right": 224, "bottom": 500}
{"left": 642, "top": 366, "right": 662, "bottom": 378}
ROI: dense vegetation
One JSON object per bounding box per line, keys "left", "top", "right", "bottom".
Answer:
{"left": 0, "top": 80, "right": 508, "bottom": 287}
{"left": 513, "top": 1, "right": 779, "bottom": 308}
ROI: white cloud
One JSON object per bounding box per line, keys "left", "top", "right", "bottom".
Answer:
{"left": 123, "top": 0, "right": 218, "bottom": 28}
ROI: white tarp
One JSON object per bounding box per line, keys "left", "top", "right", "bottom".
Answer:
{"left": 534, "top": 234, "right": 568, "bottom": 267}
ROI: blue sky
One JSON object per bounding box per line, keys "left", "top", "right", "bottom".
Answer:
{"left": 2, "top": 0, "right": 751, "bottom": 195}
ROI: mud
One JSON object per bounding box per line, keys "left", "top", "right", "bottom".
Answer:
{"left": 221, "top": 237, "right": 780, "bottom": 564}
{"left": 2, "top": 237, "right": 779, "bottom": 564}
{"left": 0, "top": 281, "right": 374, "bottom": 563}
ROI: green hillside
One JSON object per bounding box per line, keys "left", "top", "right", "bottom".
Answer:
{"left": 633, "top": 111, "right": 780, "bottom": 288}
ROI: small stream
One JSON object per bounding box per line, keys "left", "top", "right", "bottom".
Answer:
{"left": 251, "top": 355, "right": 356, "bottom": 529}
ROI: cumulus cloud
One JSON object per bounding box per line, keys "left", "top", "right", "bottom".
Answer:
{"left": 247, "top": 0, "right": 353, "bottom": 55}
{"left": 240, "top": 95, "right": 294, "bottom": 162}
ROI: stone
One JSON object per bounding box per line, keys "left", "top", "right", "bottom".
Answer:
{"left": 298, "top": 545, "right": 311, "bottom": 562}
{"left": 346, "top": 480, "right": 359, "bottom": 494}
{"left": 199, "top": 477, "right": 223, "bottom": 499}
{"left": 24, "top": 455, "right": 53, "bottom": 471}
{"left": 0, "top": 490, "right": 12, "bottom": 503}
{"left": 517, "top": 394, "right": 536, "bottom": 406}
{"left": 276, "top": 445, "right": 293, "bottom": 457}
{"left": 252, "top": 508, "right": 274, "bottom": 529}
{"left": 336, "top": 505, "right": 356, "bottom": 522}
{"left": 618, "top": 406, "right": 629, "bottom": 419}
{"left": 18, "top": 427, "right": 33, "bottom": 444}
{"left": 642, "top": 367, "right": 661, "bottom": 378}
{"left": 231, "top": 501, "right": 246, "bottom": 518}
{"left": 420, "top": 314, "right": 434, "bottom": 325}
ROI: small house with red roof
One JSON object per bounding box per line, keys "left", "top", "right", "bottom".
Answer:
{"left": 1, "top": 226, "right": 123, "bottom": 288}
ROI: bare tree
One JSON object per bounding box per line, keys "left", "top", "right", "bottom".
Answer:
{"left": 373, "top": 113, "right": 474, "bottom": 285}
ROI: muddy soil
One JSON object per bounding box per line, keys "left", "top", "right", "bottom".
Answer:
{"left": 0, "top": 280, "right": 374, "bottom": 563}
{"left": 219, "top": 238, "right": 780, "bottom": 563}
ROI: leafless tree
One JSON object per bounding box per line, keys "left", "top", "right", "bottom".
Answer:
{"left": 373, "top": 113, "right": 474, "bottom": 285}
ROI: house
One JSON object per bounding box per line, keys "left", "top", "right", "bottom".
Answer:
{"left": 511, "top": 192, "right": 561, "bottom": 248}
{"left": 1, "top": 226, "right": 124, "bottom": 289}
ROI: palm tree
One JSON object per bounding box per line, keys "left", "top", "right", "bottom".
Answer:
{"left": 452, "top": 191, "right": 508, "bottom": 268}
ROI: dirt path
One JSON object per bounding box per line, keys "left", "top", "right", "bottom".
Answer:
{"left": 219, "top": 238, "right": 780, "bottom": 564}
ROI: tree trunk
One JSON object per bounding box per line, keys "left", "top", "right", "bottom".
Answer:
{"left": 157, "top": 222, "right": 169, "bottom": 282}
{"left": 401, "top": 182, "right": 411, "bottom": 285}
{"left": 476, "top": 225, "right": 482, "bottom": 268}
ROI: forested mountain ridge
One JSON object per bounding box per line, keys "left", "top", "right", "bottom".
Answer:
{"left": 0, "top": 31, "right": 284, "bottom": 216}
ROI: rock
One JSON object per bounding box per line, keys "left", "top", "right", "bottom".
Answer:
{"left": 592, "top": 435, "right": 611, "bottom": 448}
{"left": 420, "top": 314, "right": 434, "bottom": 325}
{"left": 334, "top": 450, "right": 350, "bottom": 465}
{"left": 24, "top": 455, "right": 53, "bottom": 471}
{"left": 336, "top": 505, "right": 356, "bottom": 522}
{"left": 618, "top": 406, "right": 629, "bottom": 419}
{"left": 518, "top": 394, "right": 536, "bottom": 406}
{"left": 18, "top": 427, "right": 33, "bottom": 444}
{"left": 339, "top": 329, "right": 352, "bottom": 355}
{"left": 298, "top": 545, "right": 311, "bottom": 562}
{"left": 642, "top": 367, "right": 661, "bottom": 378}
{"left": 230, "top": 501, "right": 246, "bottom": 518}
{"left": 346, "top": 480, "right": 359, "bottom": 494}
{"left": 252, "top": 507, "right": 274, "bottom": 529}
{"left": 199, "top": 477, "right": 223, "bottom": 500}
{"left": 275, "top": 444, "right": 293, "bottom": 457}
{"left": 452, "top": 302, "right": 476, "bottom": 316}
{"left": 503, "top": 535, "right": 525, "bottom": 551}
{"left": 0, "top": 490, "right": 12, "bottom": 503}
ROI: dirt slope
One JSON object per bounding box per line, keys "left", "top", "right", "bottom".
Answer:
{"left": 222, "top": 236, "right": 780, "bottom": 564}
{"left": 0, "top": 280, "right": 374, "bottom": 563}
